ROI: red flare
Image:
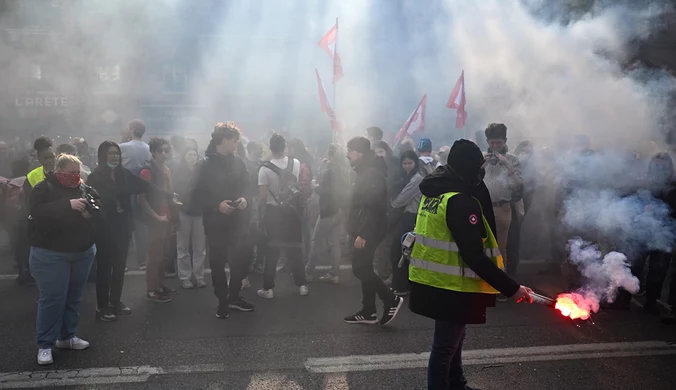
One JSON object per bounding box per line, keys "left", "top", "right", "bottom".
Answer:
{"left": 555, "top": 293, "right": 592, "bottom": 320}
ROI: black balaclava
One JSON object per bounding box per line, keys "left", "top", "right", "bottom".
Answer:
{"left": 447, "top": 139, "right": 485, "bottom": 186}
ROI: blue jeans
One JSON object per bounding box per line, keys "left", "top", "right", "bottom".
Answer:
{"left": 30, "top": 245, "right": 96, "bottom": 349}
{"left": 428, "top": 321, "right": 468, "bottom": 390}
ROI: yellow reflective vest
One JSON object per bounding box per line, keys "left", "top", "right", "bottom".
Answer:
{"left": 409, "top": 192, "right": 504, "bottom": 294}
{"left": 27, "top": 167, "right": 45, "bottom": 188}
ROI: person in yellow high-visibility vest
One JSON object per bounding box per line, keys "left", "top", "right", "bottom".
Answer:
{"left": 15, "top": 137, "right": 56, "bottom": 285}
{"left": 408, "top": 139, "right": 534, "bottom": 390}
{"left": 26, "top": 137, "right": 56, "bottom": 189}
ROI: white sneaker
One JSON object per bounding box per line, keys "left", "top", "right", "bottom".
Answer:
{"left": 55, "top": 336, "right": 90, "bottom": 350}
{"left": 257, "top": 289, "right": 274, "bottom": 299}
{"left": 299, "top": 285, "right": 309, "bottom": 296}
{"left": 181, "top": 279, "right": 194, "bottom": 289}
{"left": 195, "top": 279, "right": 207, "bottom": 288}
{"left": 37, "top": 348, "right": 53, "bottom": 365}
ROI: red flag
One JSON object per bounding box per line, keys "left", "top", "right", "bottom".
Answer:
{"left": 446, "top": 70, "right": 467, "bottom": 129}
{"left": 318, "top": 22, "right": 344, "bottom": 84}
{"left": 315, "top": 69, "right": 342, "bottom": 132}
{"left": 394, "top": 95, "right": 427, "bottom": 144}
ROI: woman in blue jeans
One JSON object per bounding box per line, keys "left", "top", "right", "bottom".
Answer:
{"left": 28, "top": 154, "right": 99, "bottom": 365}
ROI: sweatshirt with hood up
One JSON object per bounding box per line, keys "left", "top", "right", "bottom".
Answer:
{"left": 409, "top": 140, "right": 520, "bottom": 324}
{"left": 347, "top": 151, "right": 388, "bottom": 244}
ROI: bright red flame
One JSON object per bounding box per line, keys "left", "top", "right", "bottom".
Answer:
{"left": 555, "top": 293, "right": 592, "bottom": 320}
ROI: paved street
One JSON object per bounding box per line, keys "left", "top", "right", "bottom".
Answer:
{"left": 0, "top": 264, "right": 675, "bottom": 389}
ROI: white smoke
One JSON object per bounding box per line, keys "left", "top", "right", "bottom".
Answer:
{"left": 566, "top": 237, "right": 640, "bottom": 313}
{"left": 563, "top": 188, "right": 676, "bottom": 254}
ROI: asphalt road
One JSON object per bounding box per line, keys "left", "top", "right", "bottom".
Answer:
{"left": 0, "top": 265, "right": 675, "bottom": 389}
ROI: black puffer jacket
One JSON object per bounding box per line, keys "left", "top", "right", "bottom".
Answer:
{"left": 28, "top": 173, "right": 98, "bottom": 253}
{"left": 191, "top": 145, "right": 249, "bottom": 238}
{"left": 347, "top": 151, "right": 387, "bottom": 243}
{"left": 409, "top": 165, "right": 520, "bottom": 324}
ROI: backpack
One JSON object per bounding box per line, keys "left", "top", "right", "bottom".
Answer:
{"left": 263, "top": 157, "right": 304, "bottom": 216}
{"left": 0, "top": 176, "right": 26, "bottom": 216}
{"left": 420, "top": 160, "right": 436, "bottom": 176}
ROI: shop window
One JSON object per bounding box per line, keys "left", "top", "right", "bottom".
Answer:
{"left": 163, "top": 63, "right": 187, "bottom": 93}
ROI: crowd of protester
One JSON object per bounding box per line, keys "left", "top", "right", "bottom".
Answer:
{"left": 1, "top": 119, "right": 676, "bottom": 367}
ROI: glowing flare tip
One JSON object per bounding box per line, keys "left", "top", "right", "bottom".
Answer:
{"left": 554, "top": 293, "right": 592, "bottom": 320}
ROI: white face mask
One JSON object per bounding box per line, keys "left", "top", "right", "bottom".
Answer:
{"left": 107, "top": 162, "right": 119, "bottom": 169}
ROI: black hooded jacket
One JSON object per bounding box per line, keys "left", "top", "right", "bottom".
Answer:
{"left": 87, "top": 142, "right": 172, "bottom": 235}
{"left": 409, "top": 164, "right": 520, "bottom": 324}
{"left": 347, "top": 151, "right": 388, "bottom": 243}
{"left": 191, "top": 143, "right": 249, "bottom": 237}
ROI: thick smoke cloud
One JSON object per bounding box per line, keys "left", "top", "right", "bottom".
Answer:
{"left": 439, "top": 0, "right": 673, "bottom": 148}
{"left": 566, "top": 237, "right": 641, "bottom": 314}
{"left": 1, "top": 1, "right": 673, "bottom": 148}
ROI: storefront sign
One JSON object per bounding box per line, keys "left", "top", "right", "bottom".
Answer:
{"left": 15, "top": 96, "right": 68, "bottom": 108}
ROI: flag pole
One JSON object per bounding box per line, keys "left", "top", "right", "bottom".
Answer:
{"left": 333, "top": 17, "right": 338, "bottom": 144}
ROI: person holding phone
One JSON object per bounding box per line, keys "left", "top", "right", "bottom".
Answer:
{"left": 191, "top": 122, "right": 253, "bottom": 319}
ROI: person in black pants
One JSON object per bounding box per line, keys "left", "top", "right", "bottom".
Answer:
{"left": 191, "top": 122, "right": 253, "bottom": 319}
{"left": 343, "top": 137, "right": 403, "bottom": 326}
{"left": 389, "top": 150, "right": 424, "bottom": 295}
{"left": 88, "top": 141, "right": 175, "bottom": 321}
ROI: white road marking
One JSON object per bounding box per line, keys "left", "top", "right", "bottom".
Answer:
{"left": 304, "top": 340, "right": 676, "bottom": 373}
{"left": 1, "top": 341, "right": 673, "bottom": 388}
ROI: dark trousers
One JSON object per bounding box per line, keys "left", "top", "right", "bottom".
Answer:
{"left": 352, "top": 236, "right": 394, "bottom": 313}
{"left": 390, "top": 212, "right": 416, "bottom": 292}
{"left": 506, "top": 201, "right": 521, "bottom": 277}
{"left": 206, "top": 229, "right": 250, "bottom": 303}
{"left": 146, "top": 220, "right": 170, "bottom": 293}
{"left": 428, "top": 321, "right": 468, "bottom": 390}
{"left": 95, "top": 228, "right": 131, "bottom": 309}
{"left": 641, "top": 251, "right": 676, "bottom": 306}
{"left": 263, "top": 205, "right": 306, "bottom": 290}
{"left": 14, "top": 221, "right": 32, "bottom": 281}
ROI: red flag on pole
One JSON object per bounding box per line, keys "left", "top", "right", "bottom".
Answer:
{"left": 394, "top": 95, "right": 427, "bottom": 144}
{"left": 318, "top": 21, "right": 344, "bottom": 84}
{"left": 446, "top": 70, "right": 467, "bottom": 129}
{"left": 315, "top": 69, "right": 341, "bottom": 132}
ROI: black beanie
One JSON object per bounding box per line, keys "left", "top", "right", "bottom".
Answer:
{"left": 347, "top": 136, "right": 371, "bottom": 154}
{"left": 447, "top": 139, "right": 484, "bottom": 182}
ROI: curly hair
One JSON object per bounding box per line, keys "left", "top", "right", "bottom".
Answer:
{"left": 148, "top": 137, "right": 171, "bottom": 155}
{"left": 212, "top": 122, "right": 241, "bottom": 145}
{"left": 33, "top": 136, "right": 53, "bottom": 153}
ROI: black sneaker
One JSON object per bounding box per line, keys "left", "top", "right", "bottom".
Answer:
{"left": 216, "top": 303, "right": 229, "bottom": 319}
{"left": 661, "top": 309, "right": 675, "bottom": 324}
{"left": 229, "top": 297, "right": 255, "bottom": 312}
{"left": 160, "top": 287, "right": 178, "bottom": 296}
{"left": 111, "top": 302, "right": 132, "bottom": 316}
{"left": 95, "top": 307, "right": 117, "bottom": 322}
{"left": 380, "top": 296, "right": 404, "bottom": 326}
{"left": 344, "top": 310, "right": 378, "bottom": 324}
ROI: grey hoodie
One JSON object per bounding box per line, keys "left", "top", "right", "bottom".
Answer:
{"left": 391, "top": 172, "right": 424, "bottom": 214}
